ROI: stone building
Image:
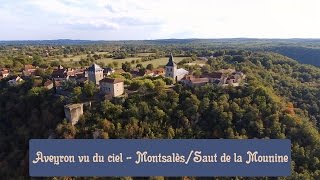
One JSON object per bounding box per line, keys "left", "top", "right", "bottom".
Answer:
{"left": 181, "top": 75, "right": 209, "bottom": 87}
{"left": 22, "top": 64, "right": 37, "bottom": 76}
{"left": 8, "top": 76, "right": 23, "bottom": 86}
{"left": 0, "top": 68, "right": 9, "bottom": 79}
{"left": 99, "top": 78, "right": 124, "bottom": 97}
{"left": 44, "top": 80, "right": 53, "bottom": 90}
{"left": 203, "top": 69, "right": 246, "bottom": 87}
{"left": 88, "top": 63, "right": 104, "bottom": 85}
{"left": 64, "top": 103, "right": 83, "bottom": 125}
{"left": 165, "top": 53, "right": 189, "bottom": 82}
{"left": 52, "top": 65, "right": 67, "bottom": 78}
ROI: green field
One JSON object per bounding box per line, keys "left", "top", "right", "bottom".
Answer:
{"left": 136, "top": 52, "right": 155, "bottom": 57}
{"left": 58, "top": 51, "right": 110, "bottom": 62}
{"left": 62, "top": 54, "right": 87, "bottom": 62}
{"left": 53, "top": 52, "right": 188, "bottom": 68}
{"left": 96, "top": 57, "right": 187, "bottom": 68}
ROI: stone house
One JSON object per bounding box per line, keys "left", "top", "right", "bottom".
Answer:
{"left": 22, "top": 64, "right": 37, "bottom": 76}
{"left": 8, "top": 76, "right": 23, "bottom": 86}
{"left": 103, "top": 67, "right": 115, "bottom": 76}
{"left": 206, "top": 72, "right": 226, "bottom": 85}
{"left": 52, "top": 65, "right": 76, "bottom": 78}
{"left": 140, "top": 69, "right": 154, "bottom": 77}
{"left": 153, "top": 68, "right": 165, "bottom": 77}
{"left": 204, "top": 70, "right": 245, "bottom": 87}
{"left": 0, "top": 68, "right": 9, "bottom": 79}
{"left": 52, "top": 65, "right": 67, "bottom": 78}
{"left": 99, "top": 78, "right": 124, "bottom": 97}
{"left": 181, "top": 75, "right": 209, "bottom": 87}
{"left": 53, "top": 78, "right": 66, "bottom": 93}
{"left": 223, "top": 71, "right": 246, "bottom": 87}
{"left": 44, "top": 80, "right": 54, "bottom": 90}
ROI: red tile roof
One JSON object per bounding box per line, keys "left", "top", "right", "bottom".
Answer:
{"left": 24, "top": 64, "right": 36, "bottom": 70}
{"left": 208, "top": 72, "right": 223, "bottom": 78}
{"left": 100, "top": 78, "right": 124, "bottom": 84}
{"left": 44, "top": 80, "right": 53, "bottom": 87}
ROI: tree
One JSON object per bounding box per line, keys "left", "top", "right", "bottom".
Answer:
{"left": 32, "top": 55, "right": 43, "bottom": 67}
{"left": 154, "top": 79, "right": 166, "bottom": 93}
{"left": 143, "top": 79, "right": 155, "bottom": 90}
{"left": 112, "top": 61, "right": 119, "bottom": 68}
{"left": 128, "top": 79, "right": 142, "bottom": 90}
{"left": 83, "top": 82, "right": 96, "bottom": 97}
{"left": 106, "top": 63, "right": 114, "bottom": 68}
{"left": 146, "top": 64, "right": 154, "bottom": 71}
{"left": 72, "top": 86, "right": 82, "bottom": 102}
{"left": 113, "top": 51, "right": 127, "bottom": 59}
{"left": 121, "top": 72, "right": 132, "bottom": 79}
{"left": 28, "top": 87, "right": 45, "bottom": 97}
{"left": 62, "top": 80, "right": 77, "bottom": 91}
{"left": 167, "top": 127, "right": 175, "bottom": 139}
{"left": 163, "top": 77, "right": 174, "bottom": 85}
{"left": 136, "top": 63, "right": 143, "bottom": 69}
{"left": 50, "top": 61, "right": 60, "bottom": 67}
{"left": 122, "top": 62, "right": 131, "bottom": 72}
{"left": 56, "top": 122, "right": 77, "bottom": 139}
{"left": 93, "top": 54, "right": 100, "bottom": 60}
{"left": 193, "top": 70, "right": 201, "bottom": 78}
{"left": 101, "top": 100, "right": 123, "bottom": 120}
{"left": 98, "top": 62, "right": 105, "bottom": 68}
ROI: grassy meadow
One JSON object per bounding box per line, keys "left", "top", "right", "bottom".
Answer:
{"left": 54, "top": 52, "right": 188, "bottom": 68}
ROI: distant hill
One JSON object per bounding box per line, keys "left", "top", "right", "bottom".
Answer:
{"left": 265, "top": 46, "right": 320, "bottom": 67}
{"left": 0, "top": 39, "right": 101, "bottom": 45}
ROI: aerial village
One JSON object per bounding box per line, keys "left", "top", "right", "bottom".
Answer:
{"left": 0, "top": 53, "right": 245, "bottom": 125}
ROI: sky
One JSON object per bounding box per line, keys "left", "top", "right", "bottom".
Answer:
{"left": 0, "top": 0, "right": 320, "bottom": 40}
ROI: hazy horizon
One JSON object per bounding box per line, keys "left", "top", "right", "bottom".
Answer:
{"left": 1, "top": 0, "right": 320, "bottom": 40}
{"left": 2, "top": 37, "right": 320, "bottom": 41}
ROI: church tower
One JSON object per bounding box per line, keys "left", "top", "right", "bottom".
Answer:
{"left": 165, "top": 53, "right": 177, "bottom": 81}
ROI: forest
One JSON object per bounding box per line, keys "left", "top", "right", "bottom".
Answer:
{"left": 0, "top": 40, "right": 320, "bottom": 179}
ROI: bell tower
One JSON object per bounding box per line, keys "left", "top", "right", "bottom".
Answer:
{"left": 165, "top": 53, "right": 177, "bottom": 80}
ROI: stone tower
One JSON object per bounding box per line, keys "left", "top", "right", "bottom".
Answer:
{"left": 64, "top": 103, "right": 83, "bottom": 125}
{"left": 88, "top": 63, "right": 104, "bottom": 85}
{"left": 165, "top": 53, "right": 177, "bottom": 80}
